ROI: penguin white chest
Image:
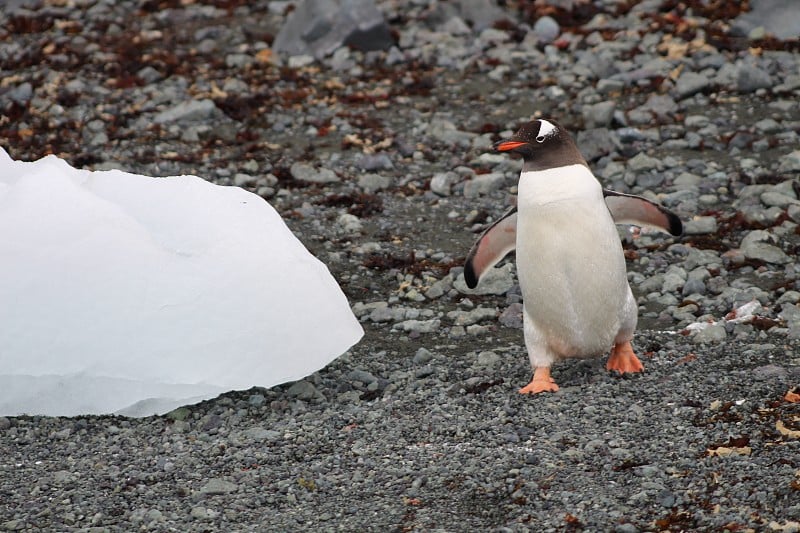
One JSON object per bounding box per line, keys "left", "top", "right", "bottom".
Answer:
{"left": 515, "top": 164, "right": 634, "bottom": 356}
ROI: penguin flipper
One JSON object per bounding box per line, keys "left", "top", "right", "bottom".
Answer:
{"left": 603, "top": 190, "right": 683, "bottom": 236}
{"left": 464, "top": 206, "right": 518, "bottom": 289}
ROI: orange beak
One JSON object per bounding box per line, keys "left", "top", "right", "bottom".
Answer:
{"left": 494, "top": 140, "right": 526, "bottom": 151}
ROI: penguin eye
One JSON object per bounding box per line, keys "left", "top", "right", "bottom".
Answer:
{"left": 536, "top": 136, "right": 546, "bottom": 143}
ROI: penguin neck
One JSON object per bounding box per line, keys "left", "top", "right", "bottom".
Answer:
{"left": 520, "top": 141, "right": 587, "bottom": 173}
{"left": 517, "top": 164, "right": 602, "bottom": 206}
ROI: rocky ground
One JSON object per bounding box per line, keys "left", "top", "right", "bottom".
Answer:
{"left": 2, "top": 0, "right": 800, "bottom": 531}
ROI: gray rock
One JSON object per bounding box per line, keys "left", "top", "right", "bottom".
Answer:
{"left": 369, "top": 306, "right": 404, "bottom": 323}
{"left": 6, "top": 81, "right": 33, "bottom": 104}
{"left": 682, "top": 278, "right": 706, "bottom": 296}
{"left": 577, "top": 128, "right": 619, "bottom": 161}
{"left": 290, "top": 162, "right": 340, "bottom": 183}
{"left": 754, "top": 118, "right": 782, "bottom": 133}
{"left": 358, "top": 173, "right": 390, "bottom": 193}
{"left": 425, "top": 276, "right": 453, "bottom": 299}
{"left": 337, "top": 213, "right": 363, "bottom": 234}
{"left": 778, "top": 150, "right": 800, "bottom": 173}
{"left": 439, "top": 16, "right": 471, "bottom": 36}
{"left": 684, "top": 216, "right": 718, "bottom": 235}
{"left": 395, "top": 319, "right": 441, "bottom": 333}
{"left": 597, "top": 78, "right": 625, "bottom": 94}
{"left": 200, "top": 478, "right": 238, "bottom": 495}
{"left": 532, "top": 16, "right": 560, "bottom": 44}
{"left": 657, "top": 489, "right": 676, "bottom": 508}
{"left": 732, "top": 0, "right": 800, "bottom": 40}
{"left": 627, "top": 153, "right": 661, "bottom": 173}
{"left": 779, "top": 303, "right": 800, "bottom": 327}
{"left": 740, "top": 230, "right": 791, "bottom": 264}
{"left": 225, "top": 53, "right": 253, "bottom": 68}
{"left": 413, "top": 347, "right": 433, "bottom": 364}
{"left": 430, "top": 171, "right": 460, "bottom": 196}
{"left": 273, "top": 0, "right": 393, "bottom": 59}
{"left": 498, "top": 303, "right": 523, "bottom": 328}
{"left": 675, "top": 72, "right": 710, "bottom": 99}
{"left": 463, "top": 173, "right": 505, "bottom": 198}
{"left": 348, "top": 369, "right": 377, "bottom": 384}
{"left": 248, "top": 393, "right": 266, "bottom": 406}
{"left": 154, "top": 99, "right": 219, "bottom": 124}
{"left": 452, "top": 0, "right": 509, "bottom": 31}
{"left": 287, "top": 54, "right": 314, "bottom": 68}
{"left": 233, "top": 173, "right": 257, "bottom": 187}
{"left": 638, "top": 274, "right": 664, "bottom": 294}
{"left": 582, "top": 101, "right": 615, "bottom": 129}
{"left": 242, "top": 427, "right": 281, "bottom": 440}
{"left": 635, "top": 172, "right": 665, "bottom": 189}
{"left": 287, "top": 380, "right": 320, "bottom": 400}
{"left": 474, "top": 350, "right": 501, "bottom": 368}
{"left": 190, "top": 506, "right": 219, "bottom": 520}
{"left": 789, "top": 204, "right": 800, "bottom": 223}
{"left": 736, "top": 63, "right": 772, "bottom": 93}
{"left": 693, "top": 324, "right": 727, "bottom": 343}
{"left": 454, "top": 263, "right": 515, "bottom": 296}
{"left": 661, "top": 266, "right": 687, "bottom": 293}
{"left": 633, "top": 94, "right": 678, "bottom": 121}
{"left": 761, "top": 191, "right": 799, "bottom": 208}
{"left": 447, "top": 307, "right": 497, "bottom": 326}
{"left": 357, "top": 153, "right": 393, "bottom": 171}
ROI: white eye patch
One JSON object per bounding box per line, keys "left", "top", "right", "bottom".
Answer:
{"left": 537, "top": 119, "right": 557, "bottom": 141}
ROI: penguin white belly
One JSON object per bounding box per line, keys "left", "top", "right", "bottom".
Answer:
{"left": 516, "top": 165, "right": 636, "bottom": 362}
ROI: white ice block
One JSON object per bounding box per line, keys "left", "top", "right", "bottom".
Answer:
{"left": 0, "top": 148, "right": 363, "bottom": 416}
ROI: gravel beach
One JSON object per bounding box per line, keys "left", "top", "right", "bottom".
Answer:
{"left": 2, "top": 0, "right": 800, "bottom": 530}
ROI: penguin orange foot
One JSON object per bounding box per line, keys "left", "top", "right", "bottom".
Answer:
{"left": 606, "top": 341, "right": 644, "bottom": 374}
{"left": 519, "top": 367, "right": 560, "bottom": 394}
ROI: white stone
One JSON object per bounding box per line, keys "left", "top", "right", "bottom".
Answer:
{"left": 0, "top": 149, "right": 363, "bottom": 416}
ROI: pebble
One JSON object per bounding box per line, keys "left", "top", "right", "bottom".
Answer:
{"left": 740, "top": 230, "right": 791, "bottom": 264}
{"left": 430, "top": 171, "right": 460, "bottom": 196}
{"left": 675, "top": 72, "right": 710, "bottom": 99}
{"left": 684, "top": 216, "right": 718, "bottom": 235}
{"left": 582, "top": 101, "right": 616, "bottom": 129}
{"left": 454, "top": 264, "right": 514, "bottom": 295}
{"left": 576, "top": 128, "right": 619, "bottom": 161}
{"left": 153, "top": 99, "right": 219, "bottom": 124}
{"left": 736, "top": 63, "right": 772, "bottom": 93}
{"left": 693, "top": 324, "right": 728, "bottom": 343}
{"left": 462, "top": 173, "right": 505, "bottom": 198}
{"left": 474, "top": 350, "right": 501, "bottom": 368}
{"left": 532, "top": 16, "right": 560, "bottom": 44}
{"left": 287, "top": 380, "right": 320, "bottom": 400}
{"left": 779, "top": 150, "right": 800, "bottom": 172}
{"left": 447, "top": 307, "right": 497, "bottom": 326}
{"left": 413, "top": 347, "right": 433, "bottom": 364}
{"left": 358, "top": 173, "right": 391, "bottom": 193}
{"left": 200, "top": 478, "right": 238, "bottom": 496}
{"left": 290, "top": 162, "right": 340, "bottom": 183}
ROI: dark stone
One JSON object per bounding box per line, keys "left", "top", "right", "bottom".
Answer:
{"left": 273, "top": 0, "right": 394, "bottom": 59}
{"left": 577, "top": 128, "right": 621, "bottom": 161}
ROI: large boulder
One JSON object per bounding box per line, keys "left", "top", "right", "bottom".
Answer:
{"left": 273, "top": 0, "right": 394, "bottom": 59}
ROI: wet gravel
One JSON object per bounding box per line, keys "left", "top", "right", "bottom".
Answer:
{"left": 2, "top": 0, "right": 800, "bottom": 531}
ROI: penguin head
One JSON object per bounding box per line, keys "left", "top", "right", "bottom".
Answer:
{"left": 493, "top": 119, "right": 587, "bottom": 170}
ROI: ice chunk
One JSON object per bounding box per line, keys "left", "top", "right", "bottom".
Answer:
{"left": 0, "top": 148, "right": 363, "bottom": 416}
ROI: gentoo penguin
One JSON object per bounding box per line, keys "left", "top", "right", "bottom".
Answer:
{"left": 464, "top": 118, "right": 682, "bottom": 394}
